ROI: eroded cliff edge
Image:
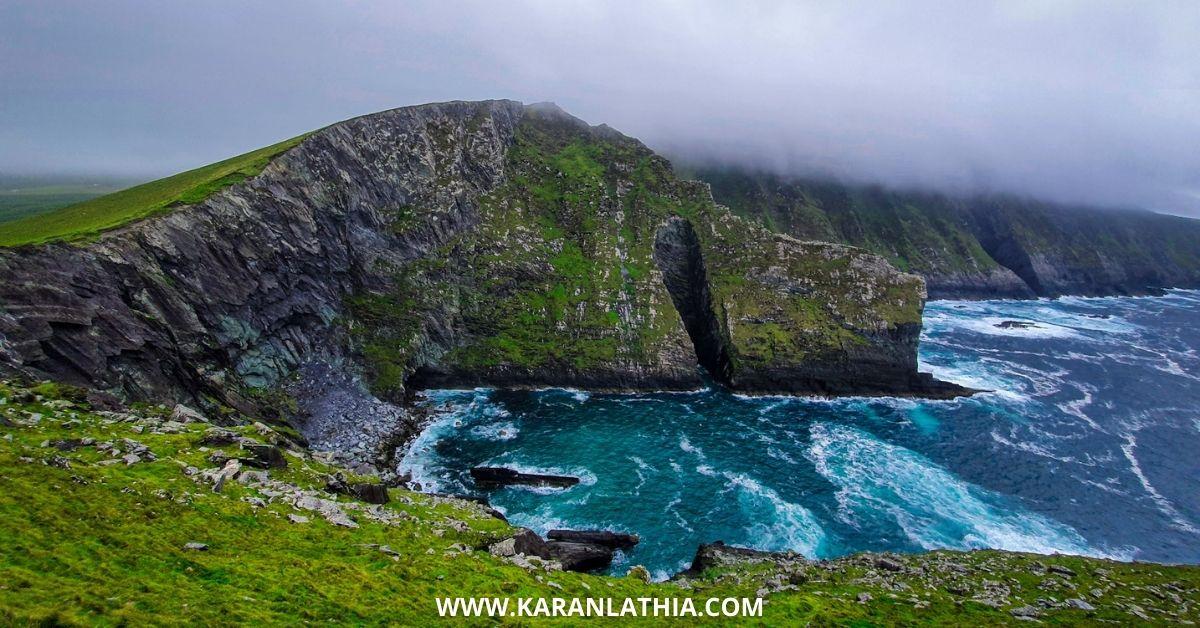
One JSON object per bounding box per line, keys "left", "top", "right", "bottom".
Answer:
{"left": 0, "top": 100, "right": 966, "bottom": 410}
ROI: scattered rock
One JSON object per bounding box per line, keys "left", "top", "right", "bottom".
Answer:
{"left": 241, "top": 444, "right": 287, "bottom": 469}
{"left": 184, "top": 542, "right": 209, "bottom": 551}
{"left": 857, "top": 592, "right": 873, "bottom": 604}
{"left": 1010, "top": 605, "right": 1041, "bottom": 618}
{"left": 171, "top": 404, "right": 208, "bottom": 423}
{"left": 85, "top": 390, "right": 124, "bottom": 411}
{"left": 1066, "top": 598, "right": 1095, "bottom": 611}
{"left": 1049, "top": 565, "right": 1077, "bottom": 578}
{"left": 197, "top": 428, "right": 238, "bottom": 446}
{"left": 287, "top": 514, "right": 309, "bottom": 524}
{"left": 875, "top": 557, "right": 904, "bottom": 572}
{"left": 326, "top": 476, "right": 389, "bottom": 504}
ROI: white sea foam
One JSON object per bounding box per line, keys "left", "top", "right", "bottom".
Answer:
{"left": 807, "top": 423, "right": 1121, "bottom": 558}
{"left": 1119, "top": 432, "right": 1200, "bottom": 535}
{"left": 679, "top": 435, "right": 705, "bottom": 459}
{"left": 719, "top": 470, "right": 826, "bottom": 557}
{"left": 469, "top": 421, "right": 519, "bottom": 441}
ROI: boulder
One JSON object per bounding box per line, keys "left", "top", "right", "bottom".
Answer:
{"left": 545, "top": 542, "right": 613, "bottom": 573}
{"left": 171, "top": 404, "right": 208, "bottom": 423}
{"left": 326, "top": 477, "right": 389, "bottom": 504}
{"left": 197, "top": 427, "right": 238, "bottom": 446}
{"left": 241, "top": 444, "right": 288, "bottom": 469}
{"left": 489, "top": 528, "right": 551, "bottom": 559}
{"left": 85, "top": 390, "right": 124, "bottom": 411}
{"left": 470, "top": 466, "right": 579, "bottom": 489}
{"left": 547, "top": 529, "right": 639, "bottom": 550}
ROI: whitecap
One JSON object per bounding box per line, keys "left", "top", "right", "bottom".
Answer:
{"left": 719, "top": 470, "right": 826, "bottom": 557}
{"left": 807, "top": 422, "right": 1119, "bottom": 558}
{"left": 1119, "top": 432, "right": 1200, "bottom": 535}
{"left": 469, "top": 421, "right": 519, "bottom": 441}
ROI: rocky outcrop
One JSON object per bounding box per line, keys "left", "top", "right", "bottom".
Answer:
{"left": 470, "top": 466, "right": 580, "bottom": 489}
{"left": 0, "top": 100, "right": 962, "bottom": 409}
{"left": 695, "top": 167, "right": 1200, "bottom": 299}
{"left": 547, "top": 529, "right": 639, "bottom": 550}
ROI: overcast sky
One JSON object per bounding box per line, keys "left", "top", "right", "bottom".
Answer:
{"left": 2, "top": 1, "right": 1198, "bottom": 214}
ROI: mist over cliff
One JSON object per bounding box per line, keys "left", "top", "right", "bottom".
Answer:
{"left": 2, "top": 2, "right": 1198, "bottom": 216}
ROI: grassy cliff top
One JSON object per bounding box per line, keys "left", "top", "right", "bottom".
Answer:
{"left": 2, "top": 379, "right": 1196, "bottom": 625}
{"left": 0, "top": 134, "right": 309, "bottom": 248}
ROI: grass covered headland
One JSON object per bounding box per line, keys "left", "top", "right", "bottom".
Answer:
{"left": 1, "top": 379, "right": 1196, "bottom": 625}
{"left": 0, "top": 134, "right": 308, "bottom": 247}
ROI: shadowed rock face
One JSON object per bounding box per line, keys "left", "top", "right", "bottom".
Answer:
{"left": 653, "top": 216, "right": 732, "bottom": 384}
{"left": 0, "top": 100, "right": 965, "bottom": 408}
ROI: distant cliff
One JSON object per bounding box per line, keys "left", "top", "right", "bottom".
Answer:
{"left": 0, "top": 101, "right": 964, "bottom": 407}
{"left": 692, "top": 168, "right": 1200, "bottom": 299}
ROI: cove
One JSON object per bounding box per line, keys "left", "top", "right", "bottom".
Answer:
{"left": 399, "top": 291, "right": 1200, "bottom": 578}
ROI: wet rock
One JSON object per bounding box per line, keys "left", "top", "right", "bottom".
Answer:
{"left": 547, "top": 529, "right": 639, "bottom": 550}
{"left": 996, "top": 320, "right": 1039, "bottom": 329}
{"left": 470, "top": 466, "right": 579, "bottom": 489}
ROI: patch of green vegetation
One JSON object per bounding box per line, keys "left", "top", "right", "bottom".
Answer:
{"left": 443, "top": 114, "right": 684, "bottom": 374}
{"left": 2, "top": 380, "right": 1197, "bottom": 625}
{"left": 0, "top": 134, "right": 310, "bottom": 247}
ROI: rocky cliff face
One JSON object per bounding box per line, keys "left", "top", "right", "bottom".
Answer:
{"left": 0, "top": 101, "right": 962, "bottom": 408}
{"left": 695, "top": 167, "right": 1200, "bottom": 299}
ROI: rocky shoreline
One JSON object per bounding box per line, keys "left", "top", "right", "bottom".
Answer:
{"left": 3, "top": 377, "right": 1198, "bottom": 624}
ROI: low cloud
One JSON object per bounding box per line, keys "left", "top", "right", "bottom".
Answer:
{"left": 2, "top": 1, "right": 1198, "bottom": 214}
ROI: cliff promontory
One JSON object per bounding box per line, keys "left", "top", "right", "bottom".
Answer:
{"left": 0, "top": 101, "right": 962, "bottom": 408}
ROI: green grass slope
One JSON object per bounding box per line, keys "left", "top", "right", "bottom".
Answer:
{"left": 0, "top": 135, "right": 309, "bottom": 247}
{"left": 2, "top": 379, "right": 1196, "bottom": 625}
{"left": 0, "top": 182, "right": 128, "bottom": 225}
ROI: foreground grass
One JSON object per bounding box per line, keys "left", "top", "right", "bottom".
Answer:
{"left": 0, "top": 134, "right": 308, "bottom": 247}
{"left": 0, "top": 380, "right": 1196, "bottom": 625}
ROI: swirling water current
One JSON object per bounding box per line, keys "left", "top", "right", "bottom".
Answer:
{"left": 400, "top": 291, "right": 1200, "bottom": 578}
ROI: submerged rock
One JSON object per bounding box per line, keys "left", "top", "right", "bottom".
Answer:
{"left": 995, "top": 320, "right": 1039, "bottom": 329}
